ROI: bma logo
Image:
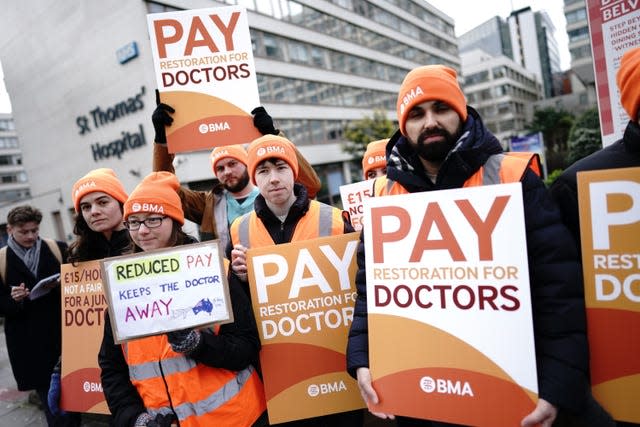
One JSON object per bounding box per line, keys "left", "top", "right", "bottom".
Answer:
{"left": 212, "top": 149, "right": 229, "bottom": 160}
{"left": 131, "top": 203, "right": 164, "bottom": 213}
{"left": 198, "top": 122, "right": 231, "bottom": 134}
{"left": 368, "top": 155, "right": 385, "bottom": 164}
{"left": 82, "top": 381, "right": 103, "bottom": 393}
{"left": 420, "top": 376, "right": 474, "bottom": 396}
{"left": 257, "top": 145, "right": 285, "bottom": 157}
{"left": 399, "top": 86, "right": 424, "bottom": 115}
{"left": 74, "top": 181, "right": 96, "bottom": 197}
{"left": 307, "top": 380, "right": 347, "bottom": 397}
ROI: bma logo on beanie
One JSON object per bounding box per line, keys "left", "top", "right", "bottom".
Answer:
{"left": 256, "top": 145, "right": 285, "bottom": 158}
{"left": 369, "top": 155, "right": 385, "bottom": 165}
{"left": 130, "top": 202, "right": 165, "bottom": 214}
{"left": 74, "top": 181, "right": 97, "bottom": 199}
{"left": 399, "top": 86, "right": 425, "bottom": 116}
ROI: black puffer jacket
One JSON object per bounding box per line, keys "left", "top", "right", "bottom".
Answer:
{"left": 550, "top": 120, "right": 640, "bottom": 254}
{"left": 347, "top": 107, "right": 590, "bottom": 413}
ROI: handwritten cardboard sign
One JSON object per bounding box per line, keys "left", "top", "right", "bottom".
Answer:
{"left": 147, "top": 6, "right": 261, "bottom": 153}
{"left": 339, "top": 179, "right": 376, "bottom": 231}
{"left": 101, "top": 241, "right": 232, "bottom": 343}
{"left": 578, "top": 166, "right": 640, "bottom": 423}
{"left": 247, "top": 233, "right": 365, "bottom": 424}
{"left": 363, "top": 183, "right": 537, "bottom": 425}
{"left": 60, "top": 260, "right": 109, "bottom": 414}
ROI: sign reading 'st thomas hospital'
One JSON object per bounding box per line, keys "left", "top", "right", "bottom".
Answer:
{"left": 363, "top": 183, "right": 537, "bottom": 426}
{"left": 101, "top": 241, "right": 232, "bottom": 343}
{"left": 147, "top": 6, "right": 261, "bottom": 153}
{"left": 578, "top": 166, "right": 640, "bottom": 423}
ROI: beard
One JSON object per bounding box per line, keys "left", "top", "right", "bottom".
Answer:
{"left": 415, "top": 127, "right": 460, "bottom": 162}
{"left": 224, "top": 169, "right": 251, "bottom": 193}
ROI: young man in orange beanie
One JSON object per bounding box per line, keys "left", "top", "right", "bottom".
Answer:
{"left": 346, "top": 65, "right": 604, "bottom": 427}
{"left": 227, "top": 135, "right": 362, "bottom": 426}
{"left": 362, "top": 139, "right": 389, "bottom": 180}
{"left": 151, "top": 93, "right": 321, "bottom": 253}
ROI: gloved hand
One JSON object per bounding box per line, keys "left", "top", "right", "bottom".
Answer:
{"left": 148, "top": 413, "right": 177, "bottom": 427}
{"left": 152, "top": 89, "right": 175, "bottom": 144}
{"left": 252, "top": 106, "right": 279, "bottom": 135}
{"left": 47, "top": 372, "right": 66, "bottom": 416}
{"left": 167, "top": 328, "right": 201, "bottom": 354}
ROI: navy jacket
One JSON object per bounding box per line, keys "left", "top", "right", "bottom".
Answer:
{"left": 347, "top": 107, "right": 590, "bottom": 412}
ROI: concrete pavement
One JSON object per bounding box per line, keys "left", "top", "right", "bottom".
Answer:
{"left": 0, "top": 324, "right": 109, "bottom": 427}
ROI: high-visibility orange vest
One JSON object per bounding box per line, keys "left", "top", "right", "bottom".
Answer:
{"left": 374, "top": 152, "right": 541, "bottom": 195}
{"left": 230, "top": 199, "right": 345, "bottom": 248}
{"left": 122, "top": 333, "right": 266, "bottom": 427}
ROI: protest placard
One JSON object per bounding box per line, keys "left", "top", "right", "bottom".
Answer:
{"left": 339, "top": 180, "right": 376, "bottom": 231}
{"left": 101, "top": 241, "right": 231, "bottom": 343}
{"left": 578, "top": 166, "right": 640, "bottom": 423}
{"left": 60, "top": 260, "right": 109, "bottom": 414}
{"left": 363, "top": 183, "right": 537, "bottom": 426}
{"left": 247, "top": 233, "right": 365, "bottom": 424}
{"left": 147, "top": 6, "right": 261, "bottom": 153}
{"left": 586, "top": 0, "right": 640, "bottom": 146}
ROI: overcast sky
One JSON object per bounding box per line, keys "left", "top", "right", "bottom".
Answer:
{"left": 0, "top": 1, "right": 570, "bottom": 114}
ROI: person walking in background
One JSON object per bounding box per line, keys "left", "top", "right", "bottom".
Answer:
{"left": 151, "top": 91, "right": 322, "bottom": 250}
{"left": 346, "top": 65, "right": 600, "bottom": 427}
{"left": 47, "top": 167, "right": 130, "bottom": 425}
{"left": 0, "top": 205, "right": 72, "bottom": 426}
{"left": 362, "top": 138, "right": 389, "bottom": 180}
{"left": 99, "top": 171, "right": 266, "bottom": 427}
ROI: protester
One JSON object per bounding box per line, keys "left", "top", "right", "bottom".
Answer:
{"left": 362, "top": 138, "right": 389, "bottom": 180}
{"left": 0, "top": 205, "right": 70, "bottom": 426}
{"left": 152, "top": 92, "right": 321, "bottom": 250}
{"left": 346, "top": 65, "right": 596, "bottom": 427}
{"left": 550, "top": 46, "right": 640, "bottom": 251}
{"left": 549, "top": 46, "right": 640, "bottom": 427}
{"left": 47, "top": 167, "right": 131, "bottom": 424}
{"left": 98, "top": 171, "right": 267, "bottom": 427}
{"left": 228, "top": 135, "right": 361, "bottom": 426}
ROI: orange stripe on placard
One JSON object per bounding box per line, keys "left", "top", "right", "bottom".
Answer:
{"left": 61, "top": 367, "right": 107, "bottom": 412}
{"left": 592, "top": 374, "right": 640, "bottom": 423}
{"left": 372, "top": 367, "right": 536, "bottom": 426}
{"left": 167, "top": 114, "right": 261, "bottom": 152}
{"left": 587, "top": 308, "right": 640, "bottom": 385}
{"left": 260, "top": 343, "right": 346, "bottom": 400}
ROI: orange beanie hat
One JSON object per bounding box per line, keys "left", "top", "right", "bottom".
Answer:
{"left": 209, "top": 144, "right": 249, "bottom": 176}
{"left": 616, "top": 47, "right": 640, "bottom": 121}
{"left": 124, "top": 172, "right": 184, "bottom": 225}
{"left": 72, "top": 168, "right": 128, "bottom": 212}
{"left": 362, "top": 139, "right": 388, "bottom": 179}
{"left": 247, "top": 135, "right": 299, "bottom": 184}
{"left": 397, "top": 65, "right": 467, "bottom": 136}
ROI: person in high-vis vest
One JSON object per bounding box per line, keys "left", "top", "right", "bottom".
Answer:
{"left": 228, "top": 135, "right": 362, "bottom": 426}
{"left": 346, "top": 65, "right": 602, "bottom": 427}
{"left": 98, "top": 171, "right": 267, "bottom": 427}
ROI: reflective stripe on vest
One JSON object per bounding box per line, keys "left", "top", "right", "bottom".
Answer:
{"left": 122, "top": 335, "right": 265, "bottom": 426}
{"left": 375, "top": 152, "right": 539, "bottom": 195}
{"left": 231, "top": 200, "right": 344, "bottom": 248}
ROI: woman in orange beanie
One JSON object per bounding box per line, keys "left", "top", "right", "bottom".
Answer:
{"left": 362, "top": 139, "right": 389, "bottom": 180}
{"left": 99, "top": 171, "right": 267, "bottom": 427}
{"left": 47, "top": 168, "right": 131, "bottom": 424}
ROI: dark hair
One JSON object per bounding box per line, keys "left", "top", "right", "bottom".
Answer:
{"left": 130, "top": 219, "right": 190, "bottom": 253}
{"left": 68, "top": 202, "right": 126, "bottom": 263}
{"left": 7, "top": 205, "right": 42, "bottom": 226}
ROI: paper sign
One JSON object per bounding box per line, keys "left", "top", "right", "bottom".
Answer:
{"left": 339, "top": 180, "right": 376, "bottom": 231}
{"left": 28, "top": 272, "right": 60, "bottom": 300}
{"left": 577, "top": 166, "right": 640, "bottom": 423}
{"left": 60, "top": 260, "right": 109, "bottom": 414}
{"left": 101, "top": 241, "right": 232, "bottom": 343}
{"left": 586, "top": 0, "right": 640, "bottom": 147}
{"left": 363, "top": 183, "right": 537, "bottom": 426}
{"left": 247, "top": 233, "right": 365, "bottom": 424}
{"left": 147, "top": 6, "right": 261, "bottom": 153}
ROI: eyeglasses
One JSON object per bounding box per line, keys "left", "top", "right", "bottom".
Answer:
{"left": 124, "top": 216, "right": 167, "bottom": 231}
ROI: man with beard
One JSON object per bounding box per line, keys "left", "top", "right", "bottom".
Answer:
{"left": 346, "top": 65, "right": 595, "bottom": 427}
{"left": 152, "top": 95, "right": 321, "bottom": 251}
